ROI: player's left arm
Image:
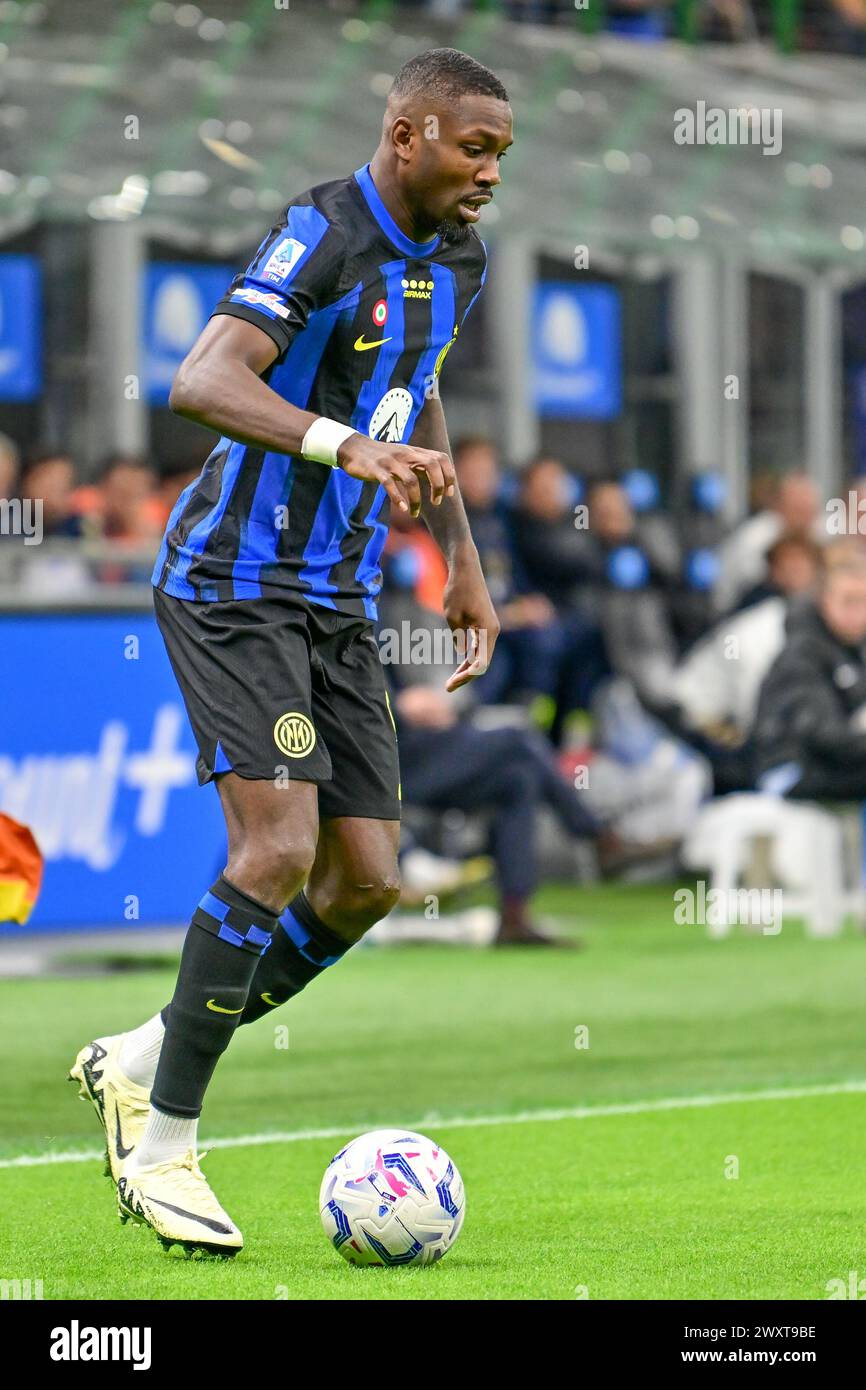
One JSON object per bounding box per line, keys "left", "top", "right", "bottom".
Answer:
{"left": 409, "top": 393, "right": 499, "bottom": 692}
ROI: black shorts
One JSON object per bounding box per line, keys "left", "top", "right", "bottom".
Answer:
{"left": 153, "top": 587, "right": 400, "bottom": 821}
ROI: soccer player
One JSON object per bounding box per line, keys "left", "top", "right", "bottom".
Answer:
{"left": 70, "top": 48, "right": 512, "bottom": 1257}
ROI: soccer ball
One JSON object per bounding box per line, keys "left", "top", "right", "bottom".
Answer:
{"left": 319, "top": 1128, "right": 465, "bottom": 1267}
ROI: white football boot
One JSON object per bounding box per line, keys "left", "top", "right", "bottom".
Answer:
{"left": 117, "top": 1149, "right": 243, "bottom": 1259}
{"left": 69, "top": 1035, "right": 151, "bottom": 1185}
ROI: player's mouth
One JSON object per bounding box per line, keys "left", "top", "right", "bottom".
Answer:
{"left": 458, "top": 193, "right": 492, "bottom": 222}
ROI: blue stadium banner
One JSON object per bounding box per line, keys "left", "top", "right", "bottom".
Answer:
{"left": 532, "top": 282, "right": 622, "bottom": 419}
{"left": 142, "top": 261, "right": 234, "bottom": 404}
{"left": 0, "top": 255, "right": 42, "bottom": 400}
{"left": 0, "top": 614, "right": 225, "bottom": 930}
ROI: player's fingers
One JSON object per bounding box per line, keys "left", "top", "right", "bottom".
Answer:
{"left": 411, "top": 452, "right": 446, "bottom": 506}
{"left": 376, "top": 468, "right": 411, "bottom": 513}
{"left": 393, "top": 463, "right": 423, "bottom": 517}
{"left": 445, "top": 660, "right": 475, "bottom": 692}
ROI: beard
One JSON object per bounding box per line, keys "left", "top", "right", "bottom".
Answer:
{"left": 436, "top": 215, "right": 474, "bottom": 246}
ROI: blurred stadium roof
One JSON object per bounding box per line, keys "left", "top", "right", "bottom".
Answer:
{"left": 2, "top": 0, "right": 866, "bottom": 264}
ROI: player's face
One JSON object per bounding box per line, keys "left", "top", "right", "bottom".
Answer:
{"left": 413, "top": 96, "right": 512, "bottom": 231}
{"left": 821, "top": 571, "right": 866, "bottom": 646}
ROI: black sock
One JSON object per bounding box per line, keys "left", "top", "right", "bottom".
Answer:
{"left": 152, "top": 876, "right": 278, "bottom": 1117}
{"left": 238, "top": 890, "right": 351, "bottom": 1026}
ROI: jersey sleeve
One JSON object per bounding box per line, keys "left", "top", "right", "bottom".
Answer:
{"left": 211, "top": 203, "right": 346, "bottom": 357}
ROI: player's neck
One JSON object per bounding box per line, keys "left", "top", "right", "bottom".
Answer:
{"left": 367, "top": 153, "right": 439, "bottom": 245}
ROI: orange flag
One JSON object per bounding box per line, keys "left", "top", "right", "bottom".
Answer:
{"left": 0, "top": 813, "right": 43, "bottom": 924}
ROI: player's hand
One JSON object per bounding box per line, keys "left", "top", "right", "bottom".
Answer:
{"left": 336, "top": 434, "right": 455, "bottom": 516}
{"left": 442, "top": 547, "right": 500, "bottom": 692}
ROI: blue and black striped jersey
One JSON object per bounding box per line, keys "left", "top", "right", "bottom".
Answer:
{"left": 152, "top": 163, "right": 488, "bottom": 618}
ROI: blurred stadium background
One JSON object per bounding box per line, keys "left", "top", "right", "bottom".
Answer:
{"left": 2, "top": 0, "right": 866, "bottom": 946}
{"left": 5, "top": 0, "right": 866, "bottom": 1305}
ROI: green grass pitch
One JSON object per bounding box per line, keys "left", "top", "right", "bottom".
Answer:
{"left": 1, "top": 884, "right": 865, "bottom": 1300}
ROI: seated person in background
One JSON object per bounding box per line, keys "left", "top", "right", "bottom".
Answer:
{"left": 713, "top": 472, "right": 820, "bottom": 614}
{"left": 72, "top": 453, "right": 163, "bottom": 584}
{"left": 753, "top": 549, "right": 866, "bottom": 800}
{"left": 455, "top": 437, "right": 605, "bottom": 726}
{"left": 383, "top": 505, "right": 449, "bottom": 614}
{"left": 378, "top": 585, "right": 602, "bottom": 947}
{"left": 19, "top": 449, "right": 84, "bottom": 538}
{"left": 667, "top": 534, "right": 821, "bottom": 793}
{"left": 580, "top": 478, "right": 679, "bottom": 711}
{"left": 15, "top": 449, "right": 91, "bottom": 595}
{"left": 512, "top": 455, "right": 593, "bottom": 608}
{"left": 0, "top": 432, "right": 20, "bottom": 504}
{"left": 73, "top": 453, "right": 163, "bottom": 544}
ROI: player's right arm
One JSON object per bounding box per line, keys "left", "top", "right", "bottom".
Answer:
{"left": 169, "top": 316, "right": 452, "bottom": 517}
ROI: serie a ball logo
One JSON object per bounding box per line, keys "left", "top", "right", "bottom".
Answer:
{"left": 273, "top": 712, "right": 316, "bottom": 758}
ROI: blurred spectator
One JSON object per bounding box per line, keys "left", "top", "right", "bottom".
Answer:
{"left": 754, "top": 550, "right": 866, "bottom": 799}
{"left": 0, "top": 433, "right": 20, "bottom": 501}
{"left": 383, "top": 509, "right": 448, "bottom": 613}
{"left": 74, "top": 453, "right": 163, "bottom": 543}
{"left": 514, "top": 464, "right": 680, "bottom": 710}
{"left": 19, "top": 450, "right": 84, "bottom": 538}
{"left": 456, "top": 437, "right": 606, "bottom": 728}
{"left": 513, "top": 456, "right": 591, "bottom": 608}
{"left": 713, "top": 472, "right": 820, "bottom": 613}
{"left": 379, "top": 587, "right": 601, "bottom": 945}
{"left": 668, "top": 534, "right": 821, "bottom": 792}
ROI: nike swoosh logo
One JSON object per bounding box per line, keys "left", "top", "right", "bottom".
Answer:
{"left": 261, "top": 992, "right": 279, "bottom": 1008}
{"left": 354, "top": 335, "right": 392, "bottom": 352}
{"left": 115, "top": 1110, "right": 135, "bottom": 1160}
{"left": 148, "top": 1196, "right": 235, "bottom": 1236}
{"left": 206, "top": 999, "right": 244, "bottom": 1015}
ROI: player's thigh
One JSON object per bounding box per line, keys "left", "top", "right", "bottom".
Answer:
{"left": 218, "top": 772, "right": 319, "bottom": 858}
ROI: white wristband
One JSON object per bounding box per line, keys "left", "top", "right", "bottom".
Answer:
{"left": 300, "top": 417, "right": 357, "bottom": 467}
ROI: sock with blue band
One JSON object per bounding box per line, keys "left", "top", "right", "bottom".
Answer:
{"left": 239, "top": 890, "right": 351, "bottom": 1026}
{"left": 150, "top": 875, "right": 278, "bottom": 1117}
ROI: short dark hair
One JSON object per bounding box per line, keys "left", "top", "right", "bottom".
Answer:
{"left": 22, "top": 447, "right": 75, "bottom": 476}
{"left": 96, "top": 452, "right": 154, "bottom": 482}
{"left": 454, "top": 434, "right": 496, "bottom": 461}
{"left": 390, "top": 48, "right": 509, "bottom": 107}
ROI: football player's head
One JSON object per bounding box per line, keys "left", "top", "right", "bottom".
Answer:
{"left": 380, "top": 48, "right": 512, "bottom": 241}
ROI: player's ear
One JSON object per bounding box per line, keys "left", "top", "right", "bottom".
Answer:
{"left": 390, "top": 114, "right": 415, "bottom": 161}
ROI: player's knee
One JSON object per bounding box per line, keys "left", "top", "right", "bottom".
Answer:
{"left": 227, "top": 828, "right": 318, "bottom": 909}
{"left": 325, "top": 868, "right": 401, "bottom": 934}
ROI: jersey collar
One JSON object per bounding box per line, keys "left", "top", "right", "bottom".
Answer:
{"left": 353, "top": 163, "right": 441, "bottom": 258}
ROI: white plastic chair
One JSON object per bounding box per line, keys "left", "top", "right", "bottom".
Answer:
{"left": 681, "top": 793, "right": 866, "bottom": 938}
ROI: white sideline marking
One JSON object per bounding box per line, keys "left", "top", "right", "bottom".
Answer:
{"left": 2, "top": 1079, "right": 866, "bottom": 1172}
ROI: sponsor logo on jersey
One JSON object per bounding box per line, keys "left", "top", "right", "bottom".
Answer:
{"left": 273, "top": 711, "right": 316, "bottom": 758}
{"left": 401, "top": 276, "right": 433, "bottom": 301}
{"left": 368, "top": 387, "right": 414, "bottom": 443}
{"left": 230, "top": 286, "right": 290, "bottom": 319}
{"left": 262, "top": 236, "right": 307, "bottom": 284}
{"left": 354, "top": 334, "right": 392, "bottom": 352}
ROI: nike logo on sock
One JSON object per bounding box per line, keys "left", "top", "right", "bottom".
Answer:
{"left": 206, "top": 1000, "right": 244, "bottom": 1015}
{"left": 261, "top": 992, "right": 280, "bottom": 1007}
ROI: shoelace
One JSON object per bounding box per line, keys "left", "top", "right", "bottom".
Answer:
{"left": 147, "top": 1150, "right": 230, "bottom": 1222}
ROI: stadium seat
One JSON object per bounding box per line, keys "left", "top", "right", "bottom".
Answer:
{"left": 681, "top": 794, "right": 866, "bottom": 939}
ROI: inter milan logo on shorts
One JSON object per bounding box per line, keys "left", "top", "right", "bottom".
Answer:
{"left": 273, "top": 712, "right": 316, "bottom": 758}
